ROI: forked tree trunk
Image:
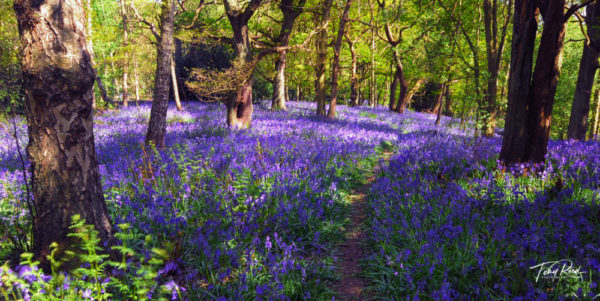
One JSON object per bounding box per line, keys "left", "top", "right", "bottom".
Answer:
{"left": 568, "top": 2, "right": 600, "bottom": 140}
{"left": 223, "top": 0, "right": 263, "bottom": 127}
{"left": 226, "top": 19, "right": 253, "bottom": 127}
{"left": 525, "top": 1, "right": 567, "bottom": 162}
{"left": 328, "top": 0, "right": 353, "bottom": 118}
{"left": 271, "top": 0, "right": 306, "bottom": 111}
{"left": 500, "top": 0, "right": 569, "bottom": 164}
{"left": 14, "top": 0, "right": 113, "bottom": 259}
{"left": 395, "top": 76, "right": 425, "bottom": 114}
{"left": 145, "top": 0, "right": 174, "bottom": 148}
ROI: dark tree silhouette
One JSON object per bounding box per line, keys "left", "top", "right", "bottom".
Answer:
{"left": 500, "top": 0, "right": 592, "bottom": 164}
{"left": 568, "top": 1, "right": 600, "bottom": 140}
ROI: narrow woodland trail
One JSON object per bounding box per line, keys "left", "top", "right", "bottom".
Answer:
{"left": 333, "top": 155, "right": 390, "bottom": 300}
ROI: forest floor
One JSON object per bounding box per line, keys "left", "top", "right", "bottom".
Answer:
{"left": 334, "top": 153, "right": 391, "bottom": 300}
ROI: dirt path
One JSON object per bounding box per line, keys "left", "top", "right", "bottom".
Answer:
{"left": 334, "top": 156, "right": 390, "bottom": 300}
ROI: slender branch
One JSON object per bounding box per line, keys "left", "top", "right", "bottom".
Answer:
{"left": 130, "top": 1, "right": 160, "bottom": 40}
{"left": 565, "top": 0, "right": 596, "bottom": 20}
{"left": 573, "top": 10, "right": 592, "bottom": 46}
{"left": 180, "top": 0, "right": 209, "bottom": 29}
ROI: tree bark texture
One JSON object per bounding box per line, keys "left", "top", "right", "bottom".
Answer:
{"left": 14, "top": 0, "right": 113, "bottom": 258}
{"left": 328, "top": 0, "right": 353, "bottom": 118}
{"left": 568, "top": 2, "right": 600, "bottom": 140}
{"left": 500, "top": 0, "right": 537, "bottom": 164}
{"left": 526, "top": 1, "right": 567, "bottom": 162}
{"left": 145, "top": 0, "right": 174, "bottom": 148}
{"left": 272, "top": 52, "right": 288, "bottom": 111}
{"left": 500, "top": 0, "right": 568, "bottom": 164}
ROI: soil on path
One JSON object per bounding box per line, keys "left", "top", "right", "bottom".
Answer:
{"left": 333, "top": 156, "right": 390, "bottom": 300}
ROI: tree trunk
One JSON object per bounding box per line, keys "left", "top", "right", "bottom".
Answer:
{"left": 432, "top": 83, "right": 445, "bottom": 115}
{"left": 314, "top": 0, "right": 331, "bottom": 116}
{"left": 271, "top": 0, "right": 305, "bottom": 111}
{"left": 444, "top": 85, "right": 453, "bottom": 116}
{"left": 110, "top": 52, "right": 120, "bottom": 99}
{"left": 526, "top": 1, "right": 567, "bottom": 162}
{"left": 500, "top": 0, "right": 568, "bottom": 164}
{"left": 482, "top": 0, "right": 511, "bottom": 136}
{"left": 499, "top": 0, "right": 538, "bottom": 164}
{"left": 328, "top": 0, "right": 353, "bottom": 118}
{"left": 568, "top": 2, "right": 600, "bottom": 140}
{"left": 14, "top": 0, "right": 113, "bottom": 260}
{"left": 85, "top": 0, "right": 97, "bottom": 109}
{"left": 435, "top": 84, "right": 447, "bottom": 126}
{"left": 396, "top": 76, "right": 425, "bottom": 114}
{"left": 120, "top": 0, "right": 129, "bottom": 107}
{"left": 315, "top": 36, "right": 328, "bottom": 115}
{"left": 349, "top": 41, "right": 359, "bottom": 106}
{"left": 226, "top": 18, "right": 253, "bottom": 127}
{"left": 568, "top": 46, "right": 599, "bottom": 140}
{"left": 369, "top": 24, "right": 375, "bottom": 107}
{"left": 134, "top": 55, "right": 140, "bottom": 105}
{"left": 171, "top": 58, "right": 183, "bottom": 111}
{"left": 95, "top": 76, "right": 112, "bottom": 106}
{"left": 145, "top": 0, "right": 174, "bottom": 148}
{"left": 593, "top": 83, "right": 600, "bottom": 138}
{"left": 272, "top": 52, "right": 288, "bottom": 111}
{"left": 389, "top": 68, "right": 400, "bottom": 111}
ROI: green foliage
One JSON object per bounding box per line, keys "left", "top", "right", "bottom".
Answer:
{"left": 0, "top": 0, "right": 22, "bottom": 113}
{"left": 0, "top": 216, "right": 176, "bottom": 300}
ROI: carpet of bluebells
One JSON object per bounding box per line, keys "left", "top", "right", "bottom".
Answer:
{"left": 365, "top": 130, "right": 600, "bottom": 299}
{"left": 1, "top": 100, "right": 599, "bottom": 300}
